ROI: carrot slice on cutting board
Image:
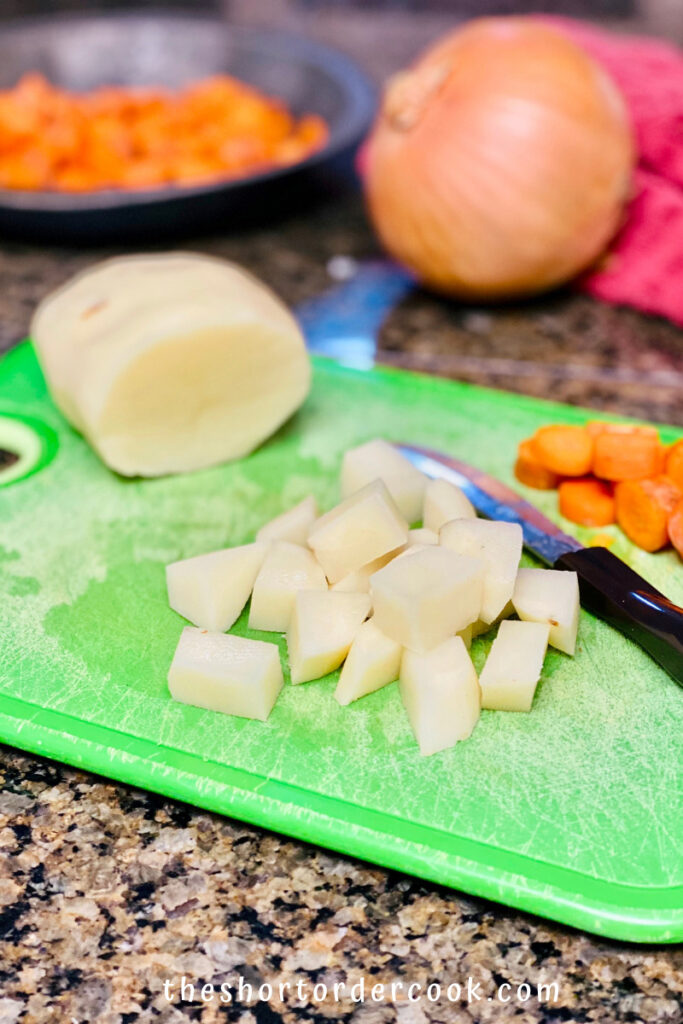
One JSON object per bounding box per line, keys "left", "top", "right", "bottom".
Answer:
{"left": 586, "top": 420, "right": 658, "bottom": 440}
{"left": 615, "top": 476, "right": 682, "bottom": 551}
{"left": 668, "top": 499, "right": 683, "bottom": 558}
{"left": 665, "top": 439, "right": 683, "bottom": 490}
{"left": 531, "top": 425, "right": 593, "bottom": 477}
{"left": 593, "top": 429, "right": 661, "bottom": 481}
{"left": 514, "top": 438, "right": 560, "bottom": 489}
{"left": 559, "top": 478, "right": 615, "bottom": 527}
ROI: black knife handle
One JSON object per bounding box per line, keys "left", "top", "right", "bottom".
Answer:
{"left": 554, "top": 547, "right": 683, "bottom": 687}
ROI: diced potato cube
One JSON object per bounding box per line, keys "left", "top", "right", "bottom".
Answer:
{"left": 308, "top": 480, "right": 409, "bottom": 584}
{"left": 334, "top": 619, "right": 402, "bottom": 705}
{"left": 370, "top": 545, "right": 483, "bottom": 652}
{"left": 440, "top": 519, "right": 523, "bottom": 624}
{"left": 331, "top": 549, "right": 401, "bottom": 595}
{"left": 407, "top": 527, "right": 438, "bottom": 546}
{"left": 471, "top": 599, "right": 515, "bottom": 639}
{"left": 249, "top": 541, "right": 327, "bottom": 632}
{"left": 166, "top": 541, "right": 267, "bottom": 632}
{"left": 257, "top": 495, "right": 317, "bottom": 546}
{"left": 457, "top": 623, "right": 473, "bottom": 650}
{"left": 392, "top": 542, "right": 431, "bottom": 562}
{"left": 287, "top": 591, "right": 371, "bottom": 684}
{"left": 423, "top": 478, "right": 476, "bottom": 532}
{"left": 168, "top": 627, "right": 283, "bottom": 721}
{"left": 400, "top": 636, "right": 480, "bottom": 756}
{"left": 341, "top": 439, "right": 427, "bottom": 522}
{"left": 479, "top": 620, "right": 550, "bottom": 712}
{"left": 512, "top": 568, "right": 580, "bottom": 655}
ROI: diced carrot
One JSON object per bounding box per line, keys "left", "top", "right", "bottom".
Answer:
{"left": 514, "top": 438, "right": 560, "bottom": 489}
{"left": 615, "top": 476, "right": 682, "bottom": 552}
{"left": 665, "top": 439, "right": 683, "bottom": 490}
{"left": 531, "top": 425, "right": 593, "bottom": 477}
{"left": 655, "top": 444, "right": 669, "bottom": 474}
{"left": 586, "top": 420, "right": 658, "bottom": 440}
{"left": 0, "top": 73, "right": 328, "bottom": 193}
{"left": 593, "top": 430, "right": 661, "bottom": 481}
{"left": 668, "top": 499, "right": 683, "bottom": 559}
{"left": 559, "top": 478, "right": 616, "bottom": 527}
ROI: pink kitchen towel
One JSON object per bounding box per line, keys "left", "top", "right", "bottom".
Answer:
{"left": 544, "top": 17, "right": 683, "bottom": 326}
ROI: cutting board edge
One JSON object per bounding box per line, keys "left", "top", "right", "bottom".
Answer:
{"left": 0, "top": 690, "right": 680, "bottom": 946}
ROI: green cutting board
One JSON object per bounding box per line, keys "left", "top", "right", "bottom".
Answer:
{"left": 1, "top": 341, "right": 682, "bottom": 943}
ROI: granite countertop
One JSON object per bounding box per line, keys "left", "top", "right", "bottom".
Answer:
{"left": 1, "top": 189, "right": 682, "bottom": 1024}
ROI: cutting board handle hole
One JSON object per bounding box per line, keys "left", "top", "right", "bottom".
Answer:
{"left": 0, "top": 413, "right": 58, "bottom": 487}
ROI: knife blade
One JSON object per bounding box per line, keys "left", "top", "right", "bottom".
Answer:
{"left": 397, "top": 443, "right": 582, "bottom": 566}
{"left": 399, "top": 443, "right": 683, "bottom": 687}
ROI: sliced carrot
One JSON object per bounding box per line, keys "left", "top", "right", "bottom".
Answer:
{"left": 514, "top": 438, "right": 560, "bottom": 490}
{"left": 586, "top": 420, "right": 658, "bottom": 440}
{"left": 668, "top": 499, "right": 683, "bottom": 559}
{"left": 655, "top": 444, "right": 669, "bottom": 475}
{"left": 586, "top": 420, "right": 610, "bottom": 439}
{"left": 665, "top": 439, "right": 683, "bottom": 490}
{"left": 531, "top": 425, "right": 593, "bottom": 477}
{"left": 615, "top": 476, "right": 682, "bottom": 552}
{"left": 559, "top": 478, "right": 616, "bottom": 527}
{"left": 593, "top": 430, "right": 661, "bottom": 481}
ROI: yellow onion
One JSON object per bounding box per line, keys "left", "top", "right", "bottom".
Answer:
{"left": 364, "top": 17, "right": 634, "bottom": 299}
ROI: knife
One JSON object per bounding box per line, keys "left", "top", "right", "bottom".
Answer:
{"left": 399, "top": 444, "right": 683, "bottom": 687}
{"left": 297, "top": 264, "right": 683, "bottom": 685}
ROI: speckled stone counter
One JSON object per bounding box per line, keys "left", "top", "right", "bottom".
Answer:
{"left": 1, "top": 189, "right": 682, "bottom": 1024}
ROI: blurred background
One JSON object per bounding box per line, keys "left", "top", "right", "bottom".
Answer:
{"left": 2, "top": 1, "right": 682, "bottom": 74}
{"left": 0, "top": 0, "right": 681, "bottom": 425}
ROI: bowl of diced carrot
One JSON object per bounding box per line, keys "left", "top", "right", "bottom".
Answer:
{"left": 515, "top": 422, "right": 683, "bottom": 558}
{"left": 0, "top": 13, "right": 375, "bottom": 240}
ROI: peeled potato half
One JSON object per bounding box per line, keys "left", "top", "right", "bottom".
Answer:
{"left": 31, "top": 252, "right": 311, "bottom": 476}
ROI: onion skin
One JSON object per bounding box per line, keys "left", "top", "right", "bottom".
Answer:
{"left": 364, "top": 18, "right": 634, "bottom": 300}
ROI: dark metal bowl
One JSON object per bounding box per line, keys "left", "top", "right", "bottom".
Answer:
{"left": 0, "top": 12, "right": 376, "bottom": 242}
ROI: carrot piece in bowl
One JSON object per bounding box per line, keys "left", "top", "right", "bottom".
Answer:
{"left": 559, "top": 478, "right": 615, "bottom": 527}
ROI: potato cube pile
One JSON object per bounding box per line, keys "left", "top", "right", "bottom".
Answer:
{"left": 166, "top": 439, "right": 580, "bottom": 755}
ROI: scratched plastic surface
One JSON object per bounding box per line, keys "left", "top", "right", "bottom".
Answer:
{"left": 1, "top": 342, "right": 682, "bottom": 942}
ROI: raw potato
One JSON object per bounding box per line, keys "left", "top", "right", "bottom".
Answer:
{"left": 168, "top": 627, "right": 283, "bottom": 721}
{"left": 479, "top": 620, "right": 550, "bottom": 712}
{"left": 341, "top": 439, "right": 427, "bottom": 522}
{"left": 257, "top": 495, "right": 317, "bottom": 546}
{"left": 392, "top": 542, "right": 431, "bottom": 561}
{"left": 371, "top": 545, "right": 484, "bottom": 652}
{"left": 288, "top": 591, "right": 371, "bottom": 684}
{"left": 471, "top": 599, "right": 515, "bottom": 639}
{"left": 422, "top": 478, "right": 476, "bottom": 532}
{"left": 31, "top": 253, "right": 311, "bottom": 476}
{"left": 249, "top": 541, "right": 327, "bottom": 632}
{"left": 457, "top": 623, "right": 473, "bottom": 650}
{"left": 440, "top": 519, "right": 523, "bottom": 623}
{"left": 331, "top": 549, "right": 401, "bottom": 596}
{"left": 334, "top": 619, "right": 402, "bottom": 705}
{"left": 400, "top": 637, "right": 480, "bottom": 756}
{"left": 308, "top": 480, "right": 409, "bottom": 584}
{"left": 167, "top": 541, "right": 267, "bottom": 632}
{"left": 407, "top": 527, "right": 439, "bottom": 546}
{"left": 512, "top": 568, "right": 580, "bottom": 655}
